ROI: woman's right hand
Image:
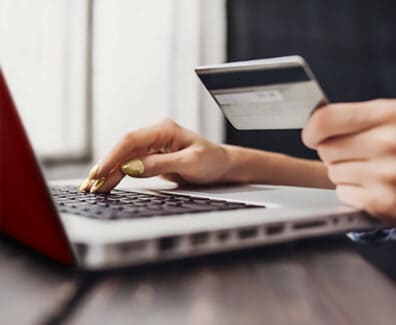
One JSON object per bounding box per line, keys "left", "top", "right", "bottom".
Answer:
{"left": 80, "top": 119, "right": 236, "bottom": 193}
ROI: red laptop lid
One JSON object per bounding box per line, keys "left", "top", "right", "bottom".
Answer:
{"left": 0, "top": 68, "right": 74, "bottom": 265}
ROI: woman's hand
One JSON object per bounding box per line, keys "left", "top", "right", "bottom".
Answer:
{"left": 80, "top": 119, "right": 234, "bottom": 193}
{"left": 302, "top": 99, "right": 396, "bottom": 219}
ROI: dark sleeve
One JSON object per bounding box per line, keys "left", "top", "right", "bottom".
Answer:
{"left": 347, "top": 228, "right": 396, "bottom": 244}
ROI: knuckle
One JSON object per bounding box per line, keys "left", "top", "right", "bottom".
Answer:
{"left": 160, "top": 118, "right": 179, "bottom": 130}
{"left": 186, "top": 147, "right": 204, "bottom": 163}
{"left": 189, "top": 149, "right": 201, "bottom": 161}
{"left": 158, "top": 119, "right": 182, "bottom": 141}
{"left": 179, "top": 154, "right": 189, "bottom": 167}
{"left": 154, "top": 119, "right": 180, "bottom": 145}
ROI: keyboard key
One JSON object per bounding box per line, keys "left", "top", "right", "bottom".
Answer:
{"left": 51, "top": 187, "right": 264, "bottom": 220}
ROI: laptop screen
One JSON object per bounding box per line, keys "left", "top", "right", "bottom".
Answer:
{"left": 0, "top": 68, "right": 74, "bottom": 265}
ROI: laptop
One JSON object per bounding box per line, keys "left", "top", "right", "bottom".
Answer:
{"left": 0, "top": 67, "right": 376, "bottom": 270}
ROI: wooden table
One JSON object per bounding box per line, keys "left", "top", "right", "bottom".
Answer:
{"left": 1, "top": 173, "right": 396, "bottom": 325}
{"left": 1, "top": 233, "right": 395, "bottom": 325}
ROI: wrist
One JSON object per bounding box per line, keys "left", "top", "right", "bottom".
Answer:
{"left": 222, "top": 144, "right": 286, "bottom": 184}
{"left": 221, "top": 144, "right": 254, "bottom": 184}
{"left": 220, "top": 144, "right": 333, "bottom": 188}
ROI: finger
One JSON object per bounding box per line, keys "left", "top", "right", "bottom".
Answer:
{"left": 90, "top": 150, "right": 188, "bottom": 192}
{"left": 316, "top": 126, "right": 396, "bottom": 164}
{"left": 79, "top": 178, "right": 95, "bottom": 192}
{"left": 138, "top": 151, "right": 186, "bottom": 177}
{"left": 327, "top": 161, "right": 367, "bottom": 186}
{"left": 328, "top": 159, "right": 396, "bottom": 187}
{"left": 119, "top": 152, "right": 186, "bottom": 179}
{"left": 302, "top": 100, "right": 393, "bottom": 149}
{"left": 335, "top": 184, "right": 368, "bottom": 210}
{"left": 95, "top": 119, "right": 193, "bottom": 178}
{"left": 87, "top": 168, "right": 125, "bottom": 193}
{"left": 337, "top": 184, "right": 396, "bottom": 219}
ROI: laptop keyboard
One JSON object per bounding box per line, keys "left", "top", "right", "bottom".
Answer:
{"left": 50, "top": 186, "right": 264, "bottom": 221}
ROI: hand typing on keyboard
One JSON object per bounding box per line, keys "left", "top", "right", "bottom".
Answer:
{"left": 79, "top": 99, "right": 396, "bottom": 221}
{"left": 80, "top": 116, "right": 334, "bottom": 195}
{"left": 80, "top": 119, "right": 238, "bottom": 193}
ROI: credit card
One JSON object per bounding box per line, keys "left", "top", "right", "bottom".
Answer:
{"left": 195, "top": 56, "right": 328, "bottom": 130}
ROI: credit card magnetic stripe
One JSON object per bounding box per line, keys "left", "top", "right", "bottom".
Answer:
{"left": 197, "top": 66, "right": 310, "bottom": 90}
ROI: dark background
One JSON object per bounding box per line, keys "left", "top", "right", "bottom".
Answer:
{"left": 226, "top": 0, "right": 396, "bottom": 159}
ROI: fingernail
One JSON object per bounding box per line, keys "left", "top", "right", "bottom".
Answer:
{"left": 79, "top": 178, "right": 91, "bottom": 192}
{"left": 88, "top": 163, "right": 100, "bottom": 179}
{"left": 121, "top": 159, "right": 145, "bottom": 177}
{"left": 90, "top": 177, "right": 106, "bottom": 193}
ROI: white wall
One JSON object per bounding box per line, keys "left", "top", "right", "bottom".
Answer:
{"left": 92, "top": 0, "right": 225, "bottom": 161}
{"left": 0, "top": 0, "right": 226, "bottom": 161}
{"left": 199, "top": 0, "right": 227, "bottom": 142}
{"left": 0, "top": 0, "right": 89, "bottom": 159}
{"left": 92, "top": 0, "right": 174, "bottom": 160}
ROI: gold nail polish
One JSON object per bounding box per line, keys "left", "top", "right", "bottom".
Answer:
{"left": 90, "top": 177, "right": 106, "bottom": 193}
{"left": 88, "top": 163, "right": 100, "bottom": 179}
{"left": 79, "top": 178, "right": 91, "bottom": 192}
{"left": 121, "top": 159, "right": 145, "bottom": 177}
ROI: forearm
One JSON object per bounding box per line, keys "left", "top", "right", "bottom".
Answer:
{"left": 222, "top": 144, "right": 334, "bottom": 189}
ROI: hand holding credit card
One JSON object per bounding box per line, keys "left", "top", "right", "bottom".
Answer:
{"left": 196, "top": 56, "right": 328, "bottom": 130}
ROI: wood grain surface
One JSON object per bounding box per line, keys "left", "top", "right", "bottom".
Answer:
{"left": 1, "top": 235, "right": 395, "bottom": 325}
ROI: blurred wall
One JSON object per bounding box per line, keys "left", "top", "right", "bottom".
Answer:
{"left": 0, "top": 0, "right": 89, "bottom": 159}
{"left": 92, "top": 0, "right": 226, "bottom": 161}
{"left": 226, "top": 0, "right": 396, "bottom": 159}
{"left": 0, "top": 0, "right": 226, "bottom": 163}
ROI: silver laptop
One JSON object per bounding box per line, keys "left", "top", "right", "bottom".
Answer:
{"left": 0, "top": 61, "right": 376, "bottom": 271}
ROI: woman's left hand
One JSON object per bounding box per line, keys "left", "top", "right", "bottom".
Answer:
{"left": 302, "top": 99, "right": 396, "bottom": 219}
